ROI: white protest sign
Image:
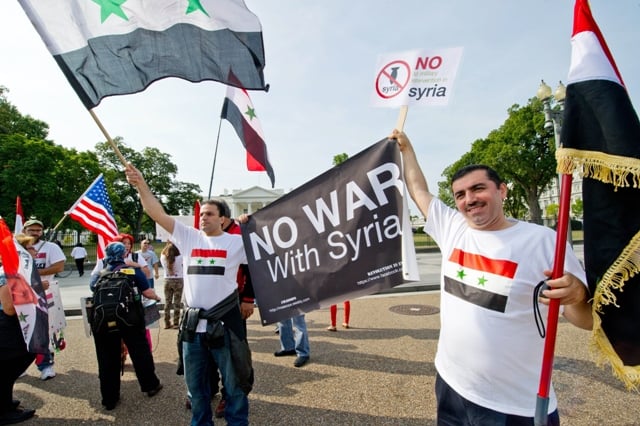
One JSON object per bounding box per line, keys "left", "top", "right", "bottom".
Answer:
{"left": 371, "top": 47, "right": 463, "bottom": 108}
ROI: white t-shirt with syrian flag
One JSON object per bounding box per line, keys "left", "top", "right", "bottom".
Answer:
{"left": 171, "top": 220, "right": 246, "bottom": 332}
{"left": 426, "top": 198, "right": 586, "bottom": 417}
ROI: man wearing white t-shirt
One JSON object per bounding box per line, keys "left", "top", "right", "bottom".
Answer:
{"left": 392, "top": 130, "right": 593, "bottom": 425}
{"left": 125, "top": 164, "right": 252, "bottom": 426}
{"left": 23, "top": 217, "right": 66, "bottom": 381}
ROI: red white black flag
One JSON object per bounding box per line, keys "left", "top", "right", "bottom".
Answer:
{"left": 557, "top": 0, "right": 640, "bottom": 389}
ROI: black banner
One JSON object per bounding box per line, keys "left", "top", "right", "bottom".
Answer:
{"left": 241, "top": 138, "right": 416, "bottom": 325}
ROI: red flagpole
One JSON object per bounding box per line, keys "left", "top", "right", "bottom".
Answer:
{"left": 534, "top": 173, "right": 573, "bottom": 426}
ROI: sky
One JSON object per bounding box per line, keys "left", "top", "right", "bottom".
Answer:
{"left": 1, "top": 1, "right": 639, "bottom": 217}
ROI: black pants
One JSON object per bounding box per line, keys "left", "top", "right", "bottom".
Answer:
{"left": 0, "top": 352, "right": 35, "bottom": 413}
{"left": 93, "top": 325, "right": 160, "bottom": 406}
{"left": 74, "top": 258, "right": 85, "bottom": 276}
{"left": 435, "top": 373, "right": 560, "bottom": 426}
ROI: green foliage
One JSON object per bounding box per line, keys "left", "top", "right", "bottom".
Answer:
{"left": 0, "top": 86, "right": 49, "bottom": 140}
{"left": 94, "top": 139, "right": 201, "bottom": 236}
{"left": 333, "top": 153, "right": 349, "bottom": 166}
{"left": 0, "top": 87, "right": 200, "bottom": 237}
{"left": 546, "top": 203, "right": 559, "bottom": 218}
{"left": 439, "top": 97, "right": 557, "bottom": 223}
{"left": 571, "top": 198, "right": 583, "bottom": 219}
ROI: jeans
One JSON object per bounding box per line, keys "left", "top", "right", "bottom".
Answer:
{"left": 278, "top": 314, "right": 309, "bottom": 358}
{"left": 183, "top": 332, "right": 249, "bottom": 426}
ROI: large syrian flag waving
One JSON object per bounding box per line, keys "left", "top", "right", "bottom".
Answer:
{"left": 557, "top": 0, "right": 640, "bottom": 389}
{"left": 18, "top": 0, "right": 267, "bottom": 109}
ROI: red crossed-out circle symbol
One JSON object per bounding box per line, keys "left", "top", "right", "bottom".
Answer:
{"left": 375, "top": 60, "right": 411, "bottom": 99}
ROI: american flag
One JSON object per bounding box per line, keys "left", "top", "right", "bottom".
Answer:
{"left": 66, "top": 174, "right": 118, "bottom": 258}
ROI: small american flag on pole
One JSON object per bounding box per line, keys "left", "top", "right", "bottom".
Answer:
{"left": 66, "top": 174, "right": 118, "bottom": 258}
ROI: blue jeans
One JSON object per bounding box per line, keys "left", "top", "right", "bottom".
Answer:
{"left": 278, "top": 314, "right": 309, "bottom": 358}
{"left": 183, "top": 332, "right": 248, "bottom": 426}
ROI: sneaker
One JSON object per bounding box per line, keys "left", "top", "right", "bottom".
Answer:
{"left": 327, "top": 326, "right": 337, "bottom": 332}
{"left": 214, "top": 398, "right": 226, "bottom": 418}
{"left": 294, "top": 356, "right": 310, "bottom": 368}
{"left": 40, "top": 366, "right": 56, "bottom": 381}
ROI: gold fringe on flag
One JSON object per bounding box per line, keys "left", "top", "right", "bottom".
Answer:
{"left": 557, "top": 147, "right": 640, "bottom": 390}
{"left": 591, "top": 231, "right": 640, "bottom": 390}
{"left": 556, "top": 147, "right": 640, "bottom": 189}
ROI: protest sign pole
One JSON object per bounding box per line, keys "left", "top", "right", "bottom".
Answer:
{"left": 88, "top": 109, "right": 128, "bottom": 167}
{"left": 396, "top": 105, "right": 408, "bottom": 132}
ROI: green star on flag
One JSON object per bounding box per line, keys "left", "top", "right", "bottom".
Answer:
{"left": 186, "top": 0, "right": 210, "bottom": 17}
{"left": 457, "top": 269, "right": 466, "bottom": 280}
{"left": 19, "top": 312, "right": 28, "bottom": 323}
{"left": 244, "top": 106, "right": 256, "bottom": 121}
{"left": 209, "top": 259, "right": 216, "bottom": 265}
{"left": 477, "top": 276, "right": 487, "bottom": 287}
{"left": 92, "top": 0, "right": 128, "bottom": 23}
{"left": 197, "top": 259, "right": 203, "bottom": 265}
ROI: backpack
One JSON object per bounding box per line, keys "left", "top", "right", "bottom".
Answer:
{"left": 90, "top": 266, "right": 144, "bottom": 334}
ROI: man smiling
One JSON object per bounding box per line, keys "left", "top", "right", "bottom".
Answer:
{"left": 391, "top": 129, "right": 592, "bottom": 425}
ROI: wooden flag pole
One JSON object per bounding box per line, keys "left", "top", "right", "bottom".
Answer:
{"left": 396, "top": 105, "right": 408, "bottom": 132}
{"left": 88, "top": 109, "right": 128, "bottom": 167}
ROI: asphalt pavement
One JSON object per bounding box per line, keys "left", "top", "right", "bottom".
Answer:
{"left": 15, "top": 243, "right": 640, "bottom": 425}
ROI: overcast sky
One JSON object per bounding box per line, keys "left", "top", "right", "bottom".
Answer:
{"left": 1, "top": 1, "right": 638, "bottom": 216}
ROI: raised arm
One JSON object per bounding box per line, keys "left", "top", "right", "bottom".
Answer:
{"left": 389, "top": 129, "right": 434, "bottom": 218}
{"left": 125, "top": 163, "right": 175, "bottom": 235}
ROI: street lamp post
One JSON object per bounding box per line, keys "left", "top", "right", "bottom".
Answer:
{"left": 536, "top": 80, "right": 572, "bottom": 245}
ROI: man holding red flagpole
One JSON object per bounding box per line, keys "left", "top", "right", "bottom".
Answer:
{"left": 392, "top": 129, "right": 592, "bottom": 425}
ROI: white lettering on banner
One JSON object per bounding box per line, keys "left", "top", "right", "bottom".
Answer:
{"left": 301, "top": 191, "right": 341, "bottom": 233}
{"left": 266, "top": 244, "right": 320, "bottom": 282}
{"left": 249, "top": 217, "right": 298, "bottom": 261}
{"left": 327, "top": 214, "right": 401, "bottom": 261}
{"left": 303, "top": 162, "right": 402, "bottom": 231}
{"left": 367, "top": 163, "right": 403, "bottom": 207}
{"left": 345, "top": 182, "right": 378, "bottom": 220}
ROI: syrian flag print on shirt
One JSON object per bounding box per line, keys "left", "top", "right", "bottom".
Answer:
{"left": 187, "top": 249, "right": 227, "bottom": 275}
{"left": 443, "top": 248, "right": 518, "bottom": 313}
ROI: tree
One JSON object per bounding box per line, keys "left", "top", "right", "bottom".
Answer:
{"left": 571, "top": 198, "right": 583, "bottom": 219}
{"left": 0, "top": 86, "right": 50, "bottom": 140}
{"left": 95, "top": 139, "right": 201, "bottom": 237}
{"left": 546, "top": 203, "right": 559, "bottom": 220}
{"left": 439, "top": 98, "right": 557, "bottom": 224}
{"left": 0, "top": 92, "right": 102, "bottom": 231}
{"left": 332, "top": 153, "right": 348, "bottom": 166}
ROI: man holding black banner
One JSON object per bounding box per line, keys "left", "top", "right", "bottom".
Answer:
{"left": 391, "top": 129, "right": 592, "bottom": 425}
{"left": 125, "top": 164, "right": 253, "bottom": 426}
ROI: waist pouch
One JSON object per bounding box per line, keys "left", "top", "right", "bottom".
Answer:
{"left": 178, "top": 290, "right": 238, "bottom": 345}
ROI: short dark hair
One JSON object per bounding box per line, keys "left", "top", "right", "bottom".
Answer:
{"left": 202, "top": 199, "right": 229, "bottom": 218}
{"left": 451, "top": 164, "right": 504, "bottom": 188}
